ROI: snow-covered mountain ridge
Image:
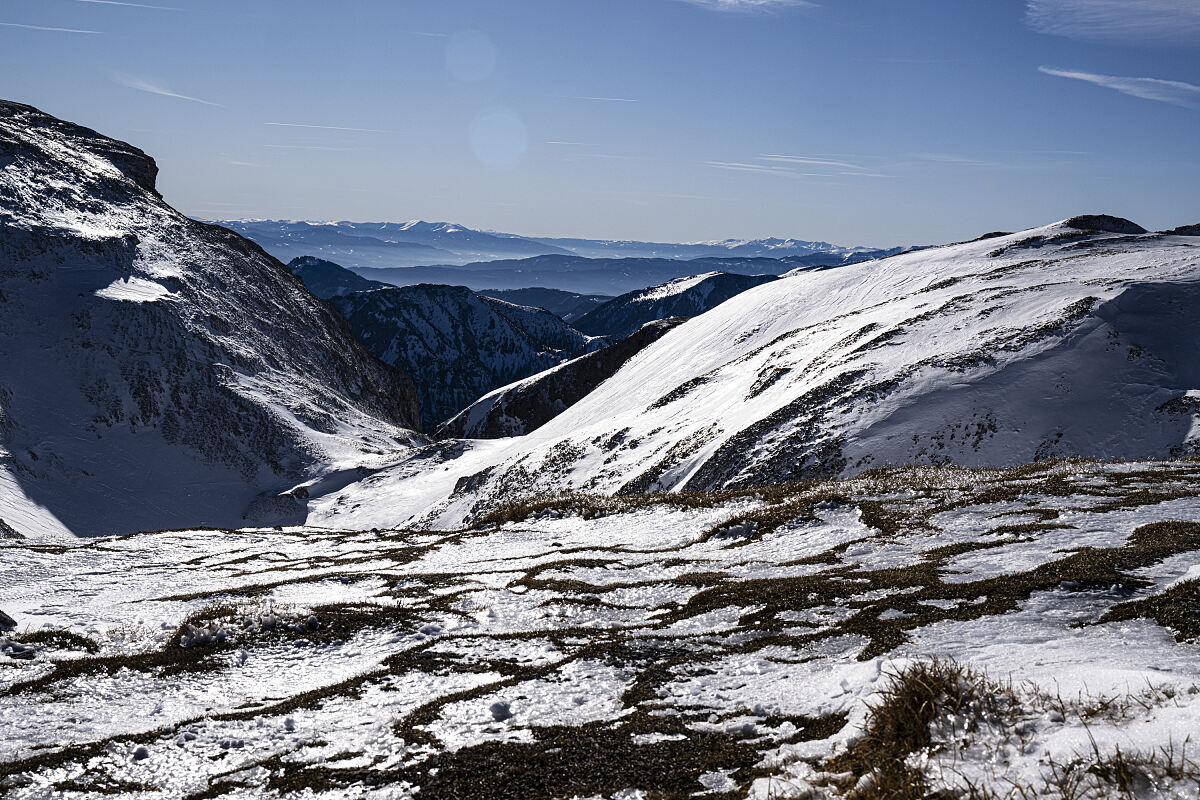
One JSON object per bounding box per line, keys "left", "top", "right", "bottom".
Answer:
{"left": 0, "top": 101, "right": 420, "bottom": 538}
{"left": 308, "top": 215, "right": 1200, "bottom": 529}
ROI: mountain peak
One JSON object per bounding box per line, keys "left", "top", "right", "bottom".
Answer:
{"left": 0, "top": 100, "right": 159, "bottom": 196}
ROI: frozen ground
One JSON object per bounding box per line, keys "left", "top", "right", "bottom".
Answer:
{"left": 2, "top": 458, "right": 1199, "bottom": 798}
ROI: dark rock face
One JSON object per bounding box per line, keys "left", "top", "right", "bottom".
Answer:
{"left": 0, "top": 609, "right": 15, "bottom": 631}
{"left": 0, "top": 100, "right": 420, "bottom": 537}
{"left": 1064, "top": 215, "right": 1147, "bottom": 235}
{"left": 330, "top": 285, "right": 604, "bottom": 429}
{"left": 437, "top": 318, "right": 687, "bottom": 439}
{"left": 288, "top": 256, "right": 389, "bottom": 299}
{"left": 574, "top": 272, "right": 779, "bottom": 340}
{"left": 1165, "top": 224, "right": 1200, "bottom": 237}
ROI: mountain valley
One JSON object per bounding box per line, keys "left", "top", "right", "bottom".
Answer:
{"left": 1, "top": 101, "right": 1199, "bottom": 800}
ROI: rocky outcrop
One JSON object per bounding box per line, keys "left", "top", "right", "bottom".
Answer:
{"left": 1064, "top": 215, "right": 1147, "bottom": 234}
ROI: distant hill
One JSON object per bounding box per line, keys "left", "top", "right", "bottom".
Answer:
{"left": 573, "top": 271, "right": 780, "bottom": 339}
{"left": 288, "top": 256, "right": 388, "bottom": 299}
{"left": 476, "top": 288, "right": 613, "bottom": 323}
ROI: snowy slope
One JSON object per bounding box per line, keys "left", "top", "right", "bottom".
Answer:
{"left": 0, "top": 101, "right": 420, "bottom": 539}
{"left": 329, "top": 285, "right": 605, "bottom": 429}
{"left": 344, "top": 216, "right": 1200, "bottom": 526}
{"left": 574, "top": 271, "right": 780, "bottom": 339}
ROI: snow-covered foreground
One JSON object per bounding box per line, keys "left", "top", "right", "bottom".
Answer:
{"left": 3, "top": 458, "right": 1199, "bottom": 798}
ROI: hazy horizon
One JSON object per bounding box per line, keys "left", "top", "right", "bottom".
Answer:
{"left": 2, "top": 0, "right": 1197, "bottom": 248}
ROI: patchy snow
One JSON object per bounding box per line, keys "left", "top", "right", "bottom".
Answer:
{"left": 3, "top": 459, "right": 1200, "bottom": 797}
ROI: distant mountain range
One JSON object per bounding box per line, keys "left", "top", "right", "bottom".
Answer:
{"left": 215, "top": 218, "right": 898, "bottom": 275}
{"left": 525, "top": 234, "right": 888, "bottom": 261}
{"left": 346, "top": 254, "right": 864, "bottom": 296}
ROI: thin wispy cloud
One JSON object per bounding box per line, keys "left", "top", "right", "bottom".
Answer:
{"left": 74, "top": 0, "right": 180, "bottom": 10}
{"left": 563, "top": 96, "right": 638, "bottom": 103}
{"left": 399, "top": 30, "right": 447, "bottom": 38}
{"left": 704, "top": 160, "right": 795, "bottom": 175}
{"left": 1040, "top": 66, "right": 1200, "bottom": 108}
{"left": 0, "top": 21, "right": 100, "bottom": 33}
{"left": 912, "top": 152, "right": 992, "bottom": 166}
{"left": 114, "top": 73, "right": 222, "bottom": 106}
{"left": 581, "top": 153, "right": 642, "bottom": 160}
{"left": 706, "top": 155, "right": 890, "bottom": 179}
{"left": 761, "top": 154, "right": 866, "bottom": 170}
{"left": 263, "top": 144, "right": 362, "bottom": 152}
{"left": 265, "top": 122, "right": 397, "bottom": 133}
{"left": 1026, "top": 0, "right": 1200, "bottom": 45}
{"left": 675, "top": 0, "right": 816, "bottom": 12}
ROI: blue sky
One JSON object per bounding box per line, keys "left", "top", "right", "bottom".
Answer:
{"left": 1, "top": 0, "right": 1197, "bottom": 246}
